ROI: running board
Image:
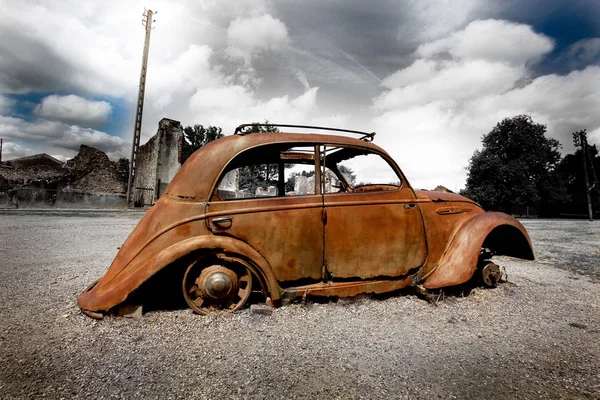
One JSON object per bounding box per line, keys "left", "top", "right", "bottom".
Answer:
{"left": 281, "top": 276, "right": 414, "bottom": 300}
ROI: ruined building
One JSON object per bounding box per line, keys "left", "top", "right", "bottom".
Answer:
{"left": 0, "top": 147, "right": 128, "bottom": 208}
{"left": 131, "top": 118, "right": 183, "bottom": 206}
{"left": 0, "top": 119, "right": 186, "bottom": 208}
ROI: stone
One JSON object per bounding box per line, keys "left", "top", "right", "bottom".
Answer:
{"left": 250, "top": 304, "right": 274, "bottom": 315}
{"left": 118, "top": 304, "right": 143, "bottom": 318}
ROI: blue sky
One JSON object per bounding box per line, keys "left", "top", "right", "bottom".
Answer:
{"left": 0, "top": 0, "right": 598, "bottom": 190}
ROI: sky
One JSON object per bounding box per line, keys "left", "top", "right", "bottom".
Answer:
{"left": 0, "top": 0, "right": 599, "bottom": 190}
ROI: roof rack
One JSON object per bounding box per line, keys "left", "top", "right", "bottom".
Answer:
{"left": 234, "top": 123, "right": 376, "bottom": 142}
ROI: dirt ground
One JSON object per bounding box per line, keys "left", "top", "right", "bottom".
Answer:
{"left": 0, "top": 212, "right": 599, "bottom": 399}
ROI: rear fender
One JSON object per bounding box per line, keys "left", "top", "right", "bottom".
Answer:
{"left": 423, "top": 212, "right": 533, "bottom": 289}
{"left": 78, "top": 235, "right": 281, "bottom": 315}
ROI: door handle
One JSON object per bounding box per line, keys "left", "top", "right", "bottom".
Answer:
{"left": 404, "top": 203, "right": 416, "bottom": 209}
{"left": 211, "top": 216, "right": 232, "bottom": 229}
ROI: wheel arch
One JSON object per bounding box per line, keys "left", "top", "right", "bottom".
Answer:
{"left": 78, "top": 235, "right": 281, "bottom": 317}
{"left": 423, "top": 212, "right": 533, "bottom": 289}
{"left": 482, "top": 224, "right": 534, "bottom": 260}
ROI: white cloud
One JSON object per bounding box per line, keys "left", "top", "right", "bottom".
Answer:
{"left": 34, "top": 94, "right": 112, "bottom": 126}
{"left": 226, "top": 14, "right": 289, "bottom": 63}
{"left": 0, "top": 95, "right": 16, "bottom": 114}
{"left": 147, "top": 44, "right": 216, "bottom": 111}
{"left": 382, "top": 59, "right": 438, "bottom": 88}
{"left": 372, "top": 19, "right": 599, "bottom": 190}
{"left": 376, "top": 59, "right": 525, "bottom": 110}
{"left": 417, "top": 19, "right": 554, "bottom": 66}
{"left": 1, "top": 141, "right": 35, "bottom": 161}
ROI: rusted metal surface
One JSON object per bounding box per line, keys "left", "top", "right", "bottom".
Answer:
{"left": 422, "top": 212, "right": 533, "bottom": 289}
{"left": 323, "top": 188, "right": 426, "bottom": 279}
{"left": 182, "top": 256, "right": 253, "bottom": 315}
{"left": 78, "top": 129, "right": 534, "bottom": 318}
{"left": 281, "top": 276, "right": 415, "bottom": 299}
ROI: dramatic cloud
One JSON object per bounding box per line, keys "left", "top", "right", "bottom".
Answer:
{"left": 0, "top": 1, "right": 139, "bottom": 97}
{"left": 0, "top": 116, "right": 127, "bottom": 159}
{"left": 372, "top": 19, "right": 599, "bottom": 190}
{"left": 226, "top": 14, "right": 289, "bottom": 63}
{"left": 34, "top": 95, "right": 112, "bottom": 126}
{"left": 397, "top": 0, "right": 491, "bottom": 45}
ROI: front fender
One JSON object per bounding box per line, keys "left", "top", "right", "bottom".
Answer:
{"left": 423, "top": 212, "right": 533, "bottom": 289}
{"left": 78, "top": 235, "right": 281, "bottom": 316}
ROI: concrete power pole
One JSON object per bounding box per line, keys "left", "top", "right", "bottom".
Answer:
{"left": 126, "top": 9, "right": 155, "bottom": 208}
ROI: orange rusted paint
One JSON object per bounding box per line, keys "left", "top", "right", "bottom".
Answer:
{"left": 78, "top": 127, "right": 534, "bottom": 318}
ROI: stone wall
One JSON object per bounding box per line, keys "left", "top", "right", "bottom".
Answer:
{"left": 132, "top": 118, "right": 182, "bottom": 206}
{"left": 65, "top": 145, "right": 127, "bottom": 194}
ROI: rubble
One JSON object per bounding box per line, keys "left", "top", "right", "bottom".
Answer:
{"left": 0, "top": 146, "right": 128, "bottom": 208}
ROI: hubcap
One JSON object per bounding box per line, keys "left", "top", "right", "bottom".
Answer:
{"left": 205, "top": 272, "right": 233, "bottom": 299}
{"left": 197, "top": 265, "right": 239, "bottom": 300}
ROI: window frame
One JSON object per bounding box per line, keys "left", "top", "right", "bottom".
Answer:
{"left": 210, "top": 142, "right": 406, "bottom": 201}
{"left": 211, "top": 144, "right": 321, "bottom": 201}
{"left": 320, "top": 144, "right": 405, "bottom": 194}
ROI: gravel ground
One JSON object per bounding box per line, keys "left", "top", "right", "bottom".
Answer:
{"left": 0, "top": 212, "right": 599, "bottom": 399}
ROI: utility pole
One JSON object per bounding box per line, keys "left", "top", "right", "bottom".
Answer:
{"left": 573, "top": 130, "right": 593, "bottom": 221}
{"left": 126, "top": 9, "right": 155, "bottom": 208}
{"left": 0, "top": 138, "right": 3, "bottom": 163}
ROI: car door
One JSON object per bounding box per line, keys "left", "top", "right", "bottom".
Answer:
{"left": 322, "top": 145, "right": 427, "bottom": 279}
{"left": 206, "top": 144, "right": 324, "bottom": 283}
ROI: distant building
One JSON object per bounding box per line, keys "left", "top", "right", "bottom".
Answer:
{"left": 7, "top": 153, "right": 64, "bottom": 169}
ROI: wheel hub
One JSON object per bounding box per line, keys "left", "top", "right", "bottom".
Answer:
{"left": 481, "top": 262, "right": 501, "bottom": 287}
{"left": 197, "top": 265, "right": 238, "bottom": 300}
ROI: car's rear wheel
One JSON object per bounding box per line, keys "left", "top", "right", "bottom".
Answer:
{"left": 182, "top": 255, "right": 253, "bottom": 315}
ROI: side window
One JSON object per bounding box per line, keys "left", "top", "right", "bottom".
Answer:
{"left": 284, "top": 164, "right": 316, "bottom": 196}
{"left": 324, "top": 148, "right": 401, "bottom": 193}
{"left": 218, "top": 164, "right": 279, "bottom": 199}
{"left": 215, "top": 145, "right": 317, "bottom": 200}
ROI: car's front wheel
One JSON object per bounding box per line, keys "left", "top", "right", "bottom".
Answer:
{"left": 182, "top": 255, "right": 253, "bottom": 315}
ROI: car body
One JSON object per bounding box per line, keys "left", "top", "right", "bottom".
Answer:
{"left": 78, "top": 125, "right": 534, "bottom": 318}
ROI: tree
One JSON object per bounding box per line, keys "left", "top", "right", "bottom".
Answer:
{"left": 554, "top": 141, "right": 600, "bottom": 216}
{"left": 181, "top": 124, "right": 224, "bottom": 164}
{"left": 462, "top": 115, "right": 562, "bottom": 215}
{"left": 237, "top": 121, "right": 283, "bottom": 194}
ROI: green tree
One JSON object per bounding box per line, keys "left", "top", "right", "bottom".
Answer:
{"left": 181, "top": 124, "right": 224, "bottom": 164}
{"left": 462, "top": 115, "right": 562, "bottom": 215}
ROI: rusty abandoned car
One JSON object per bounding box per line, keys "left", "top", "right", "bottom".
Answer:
{"left": 78, "top": 124, "right": 534, "bottom": 318}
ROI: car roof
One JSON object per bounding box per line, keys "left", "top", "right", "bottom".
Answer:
{"left": 165, "top": 132, "right": 390, "bottom": 202}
